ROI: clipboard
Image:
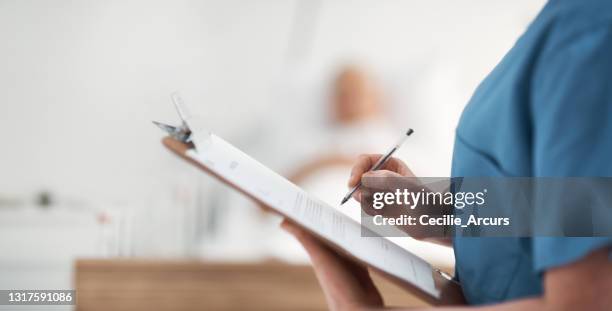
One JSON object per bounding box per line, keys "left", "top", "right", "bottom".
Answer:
{"left": 155, "top": 93, "right": 464, "bottom": 306}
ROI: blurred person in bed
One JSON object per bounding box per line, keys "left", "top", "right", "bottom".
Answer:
{"left": 288, "top": 65, "right": 395, "bottom": 217}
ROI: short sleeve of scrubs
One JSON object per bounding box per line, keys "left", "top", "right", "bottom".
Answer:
{"left": 530, "top": 23, "right": 612, "bottom": 272}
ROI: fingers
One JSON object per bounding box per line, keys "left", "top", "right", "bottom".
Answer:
{"left": 281, "top": 219, "right": 367, "bottom": 274}
{"left": 280, "top": 219, "right": 301, "bottom": 236}
{"left": 351, "top": 190, "right": 362, "bottom": 203}
{"left": 281, "top": 219, "right": 337, "bottom": 264}
{"left": 280, "top": 219, "right": 385, "bottom": 308}
{"left": 280, "top": 219, "right": 319, "bottom": 251}
{"left": 348, "top": 154, "right": 414, "bottom": 188}
{"left": 363, "top": 170, "right": 403, "bottom": 178}
{"left": 347, "top": 155, "right": 411, "bottom": 204}
{"left": 348, "top": 154, "right": 378, "bottom": 187}
{"left": 281, "top": 219, "right": 363, "bottom": 276}
{"left": 256, "top": 202, "right": 274, "bottom": 213}
{"left": 360, "top": 170, "right": 404, "bottom": 188}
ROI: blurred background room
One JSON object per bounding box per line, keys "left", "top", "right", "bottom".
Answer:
{"left": 0, "top": 0, "right": 544, "bottom": 310}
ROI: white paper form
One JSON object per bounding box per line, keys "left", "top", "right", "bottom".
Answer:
{"left": 184, "top": 117, "right": 439, "bottom": 299}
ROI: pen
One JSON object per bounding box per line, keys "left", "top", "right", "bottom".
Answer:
{"left": 340, "top": 129, "right": 414, "bottom": 205}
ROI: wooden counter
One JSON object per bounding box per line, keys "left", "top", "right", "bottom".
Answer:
{"left": 75, "top": 259, "right": 432, "bottom": 310}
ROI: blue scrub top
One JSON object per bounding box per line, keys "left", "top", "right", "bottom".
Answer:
{"left": 451, "top": 0, "right": 612, "bottom": 304}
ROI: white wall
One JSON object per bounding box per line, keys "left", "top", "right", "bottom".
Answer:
{"left": 0, "top": 0, "right": 544, "bottom": 205}
{"left": 0, "top": 1, "right": 545, "bottom": 261}
{"left": 0, "top": 0, "right": 296, "bottom": 203}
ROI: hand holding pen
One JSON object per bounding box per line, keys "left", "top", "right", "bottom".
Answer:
{"left": 342, "top": 129, "right": 414, "bottom": 205}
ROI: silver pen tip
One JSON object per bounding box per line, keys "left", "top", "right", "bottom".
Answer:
{"left": 406, "top": 128, "right": 414, "bottom": 136}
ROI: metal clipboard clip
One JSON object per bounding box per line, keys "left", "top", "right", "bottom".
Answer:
{"left": 152, "top": 92, "right": 193, "bottom": 143}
